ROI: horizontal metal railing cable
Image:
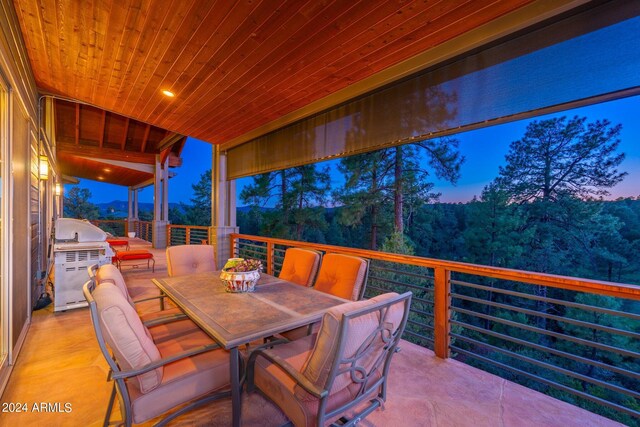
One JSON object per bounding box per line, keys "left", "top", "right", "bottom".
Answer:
{"left": 238, "top": 248, "right": 267, "bottom": 260}
{"left": 451, "top": 292, "right": 639, "bottom": 339}
{"left": 451, "top": 334, "right": 640, "bottom": 400}
{"left": 451, "top": 320, "right": 640, "bottom": 380}
{"left": 370, "top": 264, "right": 435, "bottom": 281}
{"left": 237, "top": 242, "right": 267, "bottom": 251}
{"left": 452, "top": 279, "right": 640, "bottom": 320}
{"left": 365, "top": 284, "right": 434, "bottom": 306}
{"left": 368, "top": 274, "right": 435, "bottom": 293}
{"left": 410, "top": 307, "right": 435, "bottom": 319}
{"left": 451, "top": 307, "right": 640, "bottom": 359}
{"left": 407, "top": 319, "right": 435, "bottom": 332}
{"left": 451, "top": 346, "right": 640, "bottom": 419}
{"left": 403, "top": 330, "right": 434, "bottom": 346}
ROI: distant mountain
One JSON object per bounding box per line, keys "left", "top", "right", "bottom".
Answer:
{"left": 96, "top": 200, "right": 183, "bottom": 218}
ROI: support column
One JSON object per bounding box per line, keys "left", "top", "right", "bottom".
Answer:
{"left": 133, "top": 189, "right": 139, "bottom": 219}
{"left": 209, "top": 146, "right": 238, "bottom": 268}
{"left": 126, "top": 187, "right": 135, "bottom": 235}
{"left": 162, "top": 157, "right": 169, "bottom": 221}
{"left": 152, "top": 155, "right": 169, "bottom": 248}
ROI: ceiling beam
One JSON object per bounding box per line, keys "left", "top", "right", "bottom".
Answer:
{"left": 61, "top": 175, "right": 80, "bottom": 184}
{"left": 75, "top": 103, "right": 80, "bottom": 145}
{"left": 121, "top": 117, "right": 130, "bottom": 150}
{"left": 140, "top": 123, "right": 151, "bottom": 153}
{"left": 58, "top": 141, "right": 182, "bottom": 167}
{"left": 156, "top": 132, "right": 184, "bottom": 152}
{"left": 160, "top": 147, "right": 171, "bottom": 165}
{"left": 74, "top": 156, "right": 156, "bottom": 173}
{"left": 98, "top": 110, "right": 106, "bottom": 148}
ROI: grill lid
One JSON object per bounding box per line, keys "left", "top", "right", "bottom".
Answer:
{"left": 55, "top": 218, "right": 107, "bottom": 242}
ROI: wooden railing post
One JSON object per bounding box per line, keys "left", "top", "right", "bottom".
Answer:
{"left": 266, "top": 242, "right": 274, "bottom": 275}
{"left": 166, "top": 226, "right": 172, "bottom": 247}
{"left": 186, "top": 227, "right": 191, "bottom": 245}
{"left": 434, "top": 266, "right": 451, "bottom": 359}
{"left": 230, "top": 234, "right": 237, "bottom": 258}
{"left": 124, "top": 220, "right": 129, "bottom": 235}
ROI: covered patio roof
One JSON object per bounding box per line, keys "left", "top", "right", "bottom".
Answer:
{"left": 12, "top": 0, "right": 558, "bottom": 146}
{"left": 54, "top": 99, "right": 185, "bottom": 186}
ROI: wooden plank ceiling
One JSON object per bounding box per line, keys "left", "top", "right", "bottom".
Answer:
{"left": 13, "top": 0, "right": 536, "bottom": 147}
{"left": 55, "top": 99, "right": 185, "bottom": 186}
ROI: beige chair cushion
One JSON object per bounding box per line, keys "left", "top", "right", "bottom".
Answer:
{"left": 279, "top": 248, "right": 321, "bottom": 287}
{"left": 254, "top": 293, "right": 406, "bottom": 427}
{"left": 129, "top": 326, "right": 230, "bottom": 424}
{"left": 92, "top": 283, "right": 162, "bottom": 394}
{"left": 299, "top": 293, "right": 403, "bottom": 400}
{"left": 96, "top": 263, "right": 134, "bottom": 305}
{"left": 96, "top": 263, "right": 187, "bottom": 326}
{"left": 313, "top": 254, "right": 367, "bottom": 301}
{"left": 166, "top": 245, "right": 216, "bottom": 277}
{"left": 254, "top": 334, "right": 363, "bottom": 427}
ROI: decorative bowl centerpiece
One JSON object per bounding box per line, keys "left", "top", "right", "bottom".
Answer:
{"left": 220, "top": 258, "right": 263, "bottom": 293}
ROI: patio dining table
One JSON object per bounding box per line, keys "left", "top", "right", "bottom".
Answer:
{"left": 151, "top": 271, "right": 349, "bottom": 427}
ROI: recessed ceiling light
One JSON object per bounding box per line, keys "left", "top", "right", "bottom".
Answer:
{"left": 104, "top": 168, "right": 111, "bottom": 173}
{"left": 162, "top": 90, "right": 175, "bottom": 97}
{"left": 97, "top": 176, "right": 104, "bottom": 180}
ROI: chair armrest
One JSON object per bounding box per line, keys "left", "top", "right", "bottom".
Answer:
{"left": 111, "top": 342, "right": 221, "bottom": 380}
{"left": 247, "top": 349, "right": 328, "bottom": 399}
{"left": 142, "top": 313, "right": 189, "bottom": 327}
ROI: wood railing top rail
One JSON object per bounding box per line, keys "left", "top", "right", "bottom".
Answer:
{"left": 231, "top": 233, "right": 640, "bottom": 300}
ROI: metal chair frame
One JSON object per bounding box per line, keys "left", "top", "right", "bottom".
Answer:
{"left": 247, "top": 291, "right": 412, "bottom": 427}
{"left": 83, "top": 280, "right": 230, "bottom": 426}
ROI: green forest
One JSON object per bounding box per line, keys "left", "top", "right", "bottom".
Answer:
{"left": 70, "top": 116, "right": 640, "bottom": 424}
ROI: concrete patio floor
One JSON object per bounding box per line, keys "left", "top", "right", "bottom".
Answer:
{"left": 0, "top": 239, "right": 623, "bottom": 426}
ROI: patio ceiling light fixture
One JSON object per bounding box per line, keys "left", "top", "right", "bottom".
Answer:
{"left": 162, "top": 90, "right": 175, "bottom": 97}
{"left": 39, "top": 155, "right": 49, "bottom": 180}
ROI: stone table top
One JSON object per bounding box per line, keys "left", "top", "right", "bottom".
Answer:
{"left": 152, "top": 271, "right": 348, "bottom": 349}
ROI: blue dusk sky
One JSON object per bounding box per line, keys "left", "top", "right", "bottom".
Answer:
{"left": 71, "top": 95, "right": 640, "bottom": 206}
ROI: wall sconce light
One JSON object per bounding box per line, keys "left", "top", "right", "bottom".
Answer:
{"left": 55, "top": 183, "right": 62, "bottom": 196}
{"left": 39, "top": 155, "right": 49, "bottom": 180}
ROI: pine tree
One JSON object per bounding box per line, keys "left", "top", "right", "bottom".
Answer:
{"left": 183, "top": 169, "right": 211, "bottom": 226}
{"left": 63, "top": 187, "right": 100, "bottom": 219}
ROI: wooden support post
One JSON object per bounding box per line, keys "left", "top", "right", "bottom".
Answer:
{"left": 186, "top": 227, "right": 191, "bottom": 245}
{"left": 434, "top": 266, "right": 451, "bottom": 359}
{"left": 266, "top": 242, "right": 274, "bottom": 275}
{"left": 166, "top": 226, "right": 171, "bottom": 246}
{"left": 230, "top": 235, "right": 237, "bottom": 258}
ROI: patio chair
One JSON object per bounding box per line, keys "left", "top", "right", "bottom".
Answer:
{"left": 314, "top": 253, "right": 369, "bottom": 301}
{"left": 90, "top": 263, "right": 195, "bottom": 336}
{"left": 280, "top": 253, "right": 369, "bottom": 341}
{"left": 166, "top": 244, "right": 216, "bottom": 277}
{"left": 279, "top": 248, "right": 322, "bottom": 287}
{"left": 83, "top": 280, "right": 231, "bottom": 426}
{"left": 247, "top": 291, "right": 412, "bottom": 427}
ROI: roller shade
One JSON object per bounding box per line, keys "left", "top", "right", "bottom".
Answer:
{"left": 227, "top": 1, "right": 640, "bottom": 180}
